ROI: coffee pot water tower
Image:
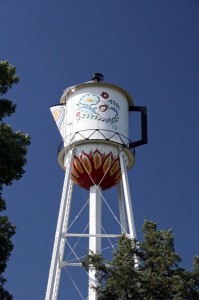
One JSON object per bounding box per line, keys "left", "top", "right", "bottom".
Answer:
{"left": 45, "top": 73, "right": 147, "bottom": 300}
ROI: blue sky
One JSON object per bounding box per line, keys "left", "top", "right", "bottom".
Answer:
{"left": 1, "top": 0, "right": 199, "bottom": 299}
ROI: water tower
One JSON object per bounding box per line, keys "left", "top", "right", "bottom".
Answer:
{"left": 45, "top": 73, "right": 147, "bottom": 300}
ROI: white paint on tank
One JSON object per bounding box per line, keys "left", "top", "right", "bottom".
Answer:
{"left": 50, "top": 82, "right": 133, "bottom": 148}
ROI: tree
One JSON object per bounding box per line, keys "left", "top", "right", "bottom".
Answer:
{"left": 0, "top": 61, "right": 30, "bottom": 299}
{"left": 82, "top": 220, "right": 199, "bottom": 299}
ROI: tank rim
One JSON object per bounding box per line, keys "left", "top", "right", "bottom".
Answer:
{"left": 60, "top": 81, "right": 133, "bottom": 106}
{"left": 58, "top": 140, "right": 135, "bottom": 171}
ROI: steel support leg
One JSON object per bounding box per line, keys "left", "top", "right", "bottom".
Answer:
{"left": 119, "top": 150, "right": 137, "bottom": 240}
{"left": 117, "top": 182, "right": 128, "bottom": 234}
{"left": 45, "top": 147, "right": 74, "bottom": 300}
{"left": 88, "top": 185, "right": 102, "bottom": 300}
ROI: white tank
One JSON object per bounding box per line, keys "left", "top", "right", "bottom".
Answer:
{"left": 50, "top": 74, "right": 136, "bottom": 190}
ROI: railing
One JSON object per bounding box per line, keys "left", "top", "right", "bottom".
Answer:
{"left": 57, "top": 128, "right": 136, "bottom": 156}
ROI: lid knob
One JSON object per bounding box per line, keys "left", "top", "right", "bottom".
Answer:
{"left": 92, "top": 73, "right": 103, "bottom": 82}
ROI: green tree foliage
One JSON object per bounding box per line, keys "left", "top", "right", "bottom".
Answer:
{"left": 0, "top": 61, "right": 30, "bottom": 299}
{"left": 82, "top": 220, "right": 199, "bottom": 299}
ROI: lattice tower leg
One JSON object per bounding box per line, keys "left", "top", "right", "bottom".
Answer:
{"left": 117, "top": 182, "right": 128, "bottom": 234}
{"left": 45, "top": 147, "right": 75, "bottom": 300}
{"left": 119, "top": 150, "right": 137, "bottom": 240}
{"left": 119, "top": 149, "right": 140, "bottom": 267}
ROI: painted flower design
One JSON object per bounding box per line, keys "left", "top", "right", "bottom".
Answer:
{"left": 71, "top": 150, "right": 121, "bottom": 190}
{"left": 76, "top": 92, "right": 119, "bottom": 129}
{"left": 101, "top": 91, "right": 109, "bottom": 99}
{"left": 99, "top": 104, "right": 108, "bottom": 112}
{"left": 80, "top": 94, "right": 100, "bottom": 106}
